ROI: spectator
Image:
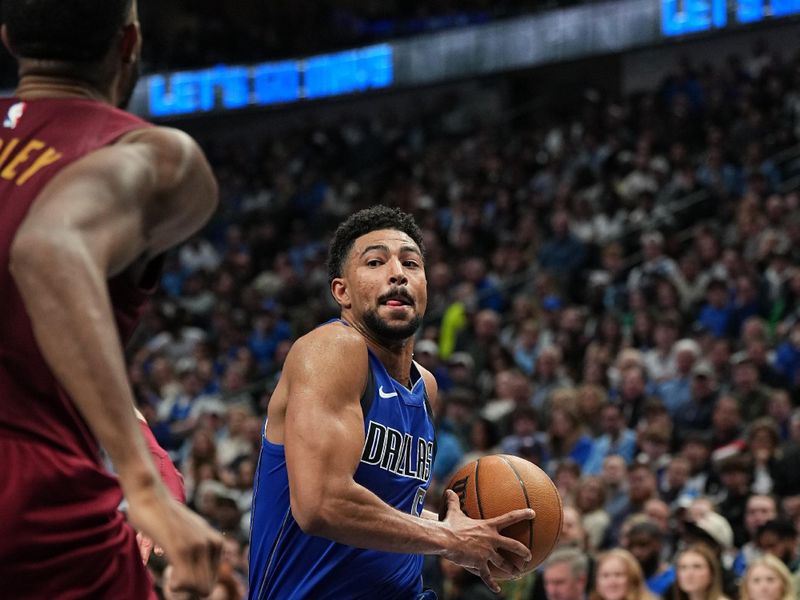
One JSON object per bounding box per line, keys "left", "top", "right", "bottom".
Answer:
{"left": 583, "top": 403, "right": 638, "bottom": 475}
{"left": 740, "top": 555, "right": 797, "bottom": 600}
{"left": 673, "top": 544, "right": 730, "bottom": 600}
{"left": 542, "top": 547, "right": 592, "bottom": 600}
{"left": 624, "top": 520, "right": 676, "bottom": 596}
{"left": 733, "top": 494, "right": 780, "bottom": 577}
{"left": 589, "top": 549, "right": 657, "bottom": 600}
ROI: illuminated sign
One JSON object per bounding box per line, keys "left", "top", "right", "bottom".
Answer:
{"left": 662, "top": 0, "right": 800, "bottom": 36}
{"left": 148, "top": 45, "right": 393, "bottom": 117}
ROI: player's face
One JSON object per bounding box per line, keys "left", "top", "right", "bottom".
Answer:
{"left": 341, "top": 229, "right": 427, "bottom": 342}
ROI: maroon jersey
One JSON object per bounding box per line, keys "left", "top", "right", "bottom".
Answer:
{"left": 0, "top": 97, "right": 158, "bottom": 599}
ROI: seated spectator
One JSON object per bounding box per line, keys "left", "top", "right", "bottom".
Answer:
{"left": 643, "top": 315, "right": 679, "bottom": 383}
{"left": 625, "top": 520, "right": 676, "bottom": 596}
{"left": 697, "top": 278, "right": 734, "bottom": 338}
{"left": 733, "top": 494, "right": 780, "bottom": 577}
{"left": 545, "top": 397, "right": 594, "bottom": 475}
{"left": 542, "top": 547, "right": 593, "bottom": 600}
{"left": 732, "top": 357, "right": 773, "bottom": 423}
{"left": 576, "top": 476, "right": 611, "bottom": 551}
{"left": 673, "top": 544, "right": 731, "bottom": 600}
{"left": 583, "top": 403, "right": 637, "bottom": 475}
{"left": 754, "top": 520, "right": 800, "bottom": 574}
{"left": 589, "top": 549, "right": 657, "bottom": 600}
{"left": 740, "top": 554, "right": 797, "bottom": 600}
{"left": 673, "top": 362, "right": 719, "bottom": 437}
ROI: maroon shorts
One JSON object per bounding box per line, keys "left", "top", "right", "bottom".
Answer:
{"left": 0, "top": 435, "right": 156, "bottom": 599}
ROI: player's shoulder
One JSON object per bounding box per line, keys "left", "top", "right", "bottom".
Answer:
{"left": 118, "top": 126, "right": 202, "bottom": 164}
{"left": 414, "top": 362, "right": 439, "bottom": 407}
{"left": 288, "top": 322, "right": 369, "bottom": 370}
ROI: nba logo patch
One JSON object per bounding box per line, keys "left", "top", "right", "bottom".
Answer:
{"left": 4, "top": 102, "right": 26, "bottom": 129}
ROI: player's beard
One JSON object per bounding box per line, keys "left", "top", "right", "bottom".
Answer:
{"left": 118, "top": 56, "right": 141, "bottom": 110}
{"left": 363, "top": 308, "right": 420, "bottom": 342}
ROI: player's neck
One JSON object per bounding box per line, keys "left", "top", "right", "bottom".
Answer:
{"left": 15, "top": 75, "right": 109, "bottom": 104}
{"left": 349, "top": 322, "right": 414, "bottom": 387}
{"left": 369, "top": 343, "right": 415, "bottom": 388}
{"left": 15, "top": 60, "right": 113, "bottom": 104}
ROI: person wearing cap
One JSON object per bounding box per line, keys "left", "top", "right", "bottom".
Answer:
{"left": 673, "top": 361, "right": 719, "bottom": 436}
{"left": 413, "top": 339, "right": 452, "bottom": 392}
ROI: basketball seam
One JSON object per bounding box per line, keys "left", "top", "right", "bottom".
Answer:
{"left": 475, "top": 458, "right": 485, "bottom": 519}
{"left": 499, "top": 455, "right": 533, "bottom": 552}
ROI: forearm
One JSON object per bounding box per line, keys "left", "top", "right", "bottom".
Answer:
{"left": 11, "top": 239, "right": 161, "bottom": 497}
{"left": 298, "top": 480, "right": 454, "bottom": 556}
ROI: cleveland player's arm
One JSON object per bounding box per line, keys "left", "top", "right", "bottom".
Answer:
{"left": 9, "top": 126, "right": 222, "bottom": 595}
{"left": 281, "top": 326, "right": 533, "bottom": 592}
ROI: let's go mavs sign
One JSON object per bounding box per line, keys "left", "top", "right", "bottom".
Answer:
{"left": 662, "top": 0, "right": 800, "bottom": 36}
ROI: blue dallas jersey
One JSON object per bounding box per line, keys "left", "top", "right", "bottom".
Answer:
{"left": 248, "top": 335, "right": 437, "bottom": 600}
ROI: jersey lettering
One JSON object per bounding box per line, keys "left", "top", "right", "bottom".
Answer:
{"left": 0, "top": 136, "right": 62, "bottom": 186}
{"left": 361, "top": 420, "right": 433, "bottom": 483}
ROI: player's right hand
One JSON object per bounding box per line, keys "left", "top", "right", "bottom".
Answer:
{"left": 440, "top": 490, "right": 534, "bottom": 593}
{"left": 127, "top": 491, "right": 223, "bottom": 597}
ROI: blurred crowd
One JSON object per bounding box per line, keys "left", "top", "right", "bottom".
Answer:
{"left": 132, "top": 43, "right": 800, "bottom": 600}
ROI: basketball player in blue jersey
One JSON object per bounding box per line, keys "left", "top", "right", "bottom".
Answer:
{"left": 248, "top": 206, "right": 535, "bottom": 599}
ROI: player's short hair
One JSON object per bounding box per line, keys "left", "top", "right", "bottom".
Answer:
{"left": 327, "top": 206, "right": 425, "bottom": 283}
{"left": 3, "top": 0, "right": 133, "bottom": 62}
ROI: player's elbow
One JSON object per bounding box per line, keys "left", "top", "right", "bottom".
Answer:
{"left": 9, "top": 229, "right": 70, "bottom": 287}
{"left": 290, "top": 492, "right": 340, "bottom": 536}
{"left": 290, "top": 496, "right": 328, "bottom": 535}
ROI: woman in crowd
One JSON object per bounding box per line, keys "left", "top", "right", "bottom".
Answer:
{"left": 740, "top": 555, "right": 796, "bottom": 600}
{"left": 673, "top": 544, "right": 729, "bottom": 600}
{"left": 590, "top": 549, "right": 657, "bottom": 600}
{"left": 575, "top": 475, "right": 611, "bottom": 551}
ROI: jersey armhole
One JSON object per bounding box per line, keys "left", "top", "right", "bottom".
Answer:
{"left": 360, "top": 365, "right": 376, "bottom": 418}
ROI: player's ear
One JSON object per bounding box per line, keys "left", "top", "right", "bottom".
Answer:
{"left": 1, "top": 26, "right": 17, "bottom": 58}
{"left": 331, "top": 278, "right": 351, "bottom": 309}
{"left": 119, "top": 22, "right": 140, "bottom": 64}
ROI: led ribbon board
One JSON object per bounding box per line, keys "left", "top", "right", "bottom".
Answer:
{"left": 148, "top": 44, "right": 393, "bottom": 118}
{"left": 662, "top": 0, "right": 800, "bottom": 36}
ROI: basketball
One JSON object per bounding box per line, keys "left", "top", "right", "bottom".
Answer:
{"left": 443, "top": 454, "right": 563, "bottom": 577}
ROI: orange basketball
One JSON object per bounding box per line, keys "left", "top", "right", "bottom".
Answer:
{"left": 443, "top": 454, "right": 563, "bottom": 578}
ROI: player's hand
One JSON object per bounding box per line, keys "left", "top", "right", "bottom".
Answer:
{"left": 127, "top": 491, "right": 223, "bottom": 596}
{"left": 136, "top": 532, "right": 165, "bottom": 564}
{"left": 440, "top": 490, "right": 534, "bottom": 593}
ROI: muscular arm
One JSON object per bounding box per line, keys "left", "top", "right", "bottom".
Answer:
{"left": 9, "top": 127, "right": 215, "bottom": 513}
{"left": 283, "top": 326, "right": 532, "bottom": 579}
{"left": 10, "top": 126, "right": 222, "bottom": 593}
